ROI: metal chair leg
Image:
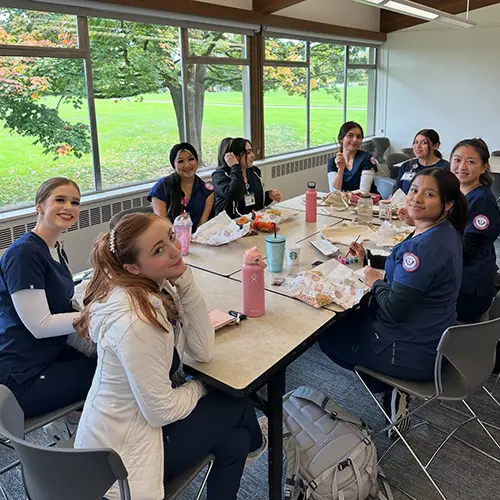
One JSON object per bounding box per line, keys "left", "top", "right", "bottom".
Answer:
{"left": 355, "top": 371, "right": 448, "bottom": 500}
{"left": 461, "top": 400, "right": 500, "bottom": 452}
{"left": 195, "top": 459, "right": 214, "bottom": 500}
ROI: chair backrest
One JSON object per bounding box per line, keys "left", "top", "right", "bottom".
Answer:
{"left": 371, "top": 137, "right": 390, "bottom": 160}
{"left": 401, "top": 148, "right": 414, "bottom": 158}
{"left": 387, "top": 153, "right": 411, "bottom": 171}
{"left": 437, "top": 318, "right": 500, "bottom": 393}
{"left": 0, "top": 386, "right": 130, "bottom": 500}
{"left": 488, "top": 291, "right": 500, "bottom": 320}
{"left": 109, "top": 205, "right": 154, "bottom": 229}
{"left": 374, "top": 176, "right": 396, "bottom": 200}
{"left": 491, "top": 172, "right": 500, "bottom": 202}
{"left": 491, "top": 150, "right": 500, "bottom": 157}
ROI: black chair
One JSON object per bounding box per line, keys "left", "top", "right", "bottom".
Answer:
{"left": 371, "top": 137, "right": 390, "bottom": 162}
{"left": 387, "top": 153, "right": 410, "bottom": 180}
{"left": 109, "top": 205, "right": 154, "bottom": 230}
{"left": 401, "top": 147, "right": 413, "bottom": 158}
{"left": 491, "top": 150, "right": 500, "bottom": 157}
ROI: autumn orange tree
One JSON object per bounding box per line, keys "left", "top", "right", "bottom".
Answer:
{"left": 0, "top": 12, "right": 91, "bottom": 159}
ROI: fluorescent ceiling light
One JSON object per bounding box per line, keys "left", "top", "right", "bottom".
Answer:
{"left": 353, "top": 0, "right": 476, "bottom": 28}
{"left": 385, "top": 0, "right": 438, "bottom": 19}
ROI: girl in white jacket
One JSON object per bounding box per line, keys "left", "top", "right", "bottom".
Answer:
{"left": 74, "top": 213, "right": 263, "bottom": 500}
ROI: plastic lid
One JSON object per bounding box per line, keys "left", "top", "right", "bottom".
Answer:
{"left": 173, "top": 211, "right": 193, "bottom": 225}
{"left": 359, "top": 192, "right": 372, "bottom": 198}
{"left": 379, "top": 199, "right": 391, "bottom": 204}
{"left": 243, "top": 246, "right": 263, "bottom": 265}
{"left": 307, "top": 181, "right": 316, "bottom": 188}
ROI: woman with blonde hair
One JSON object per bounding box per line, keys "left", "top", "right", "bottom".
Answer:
{"left": 74, "top": 212, "right": 263, "bottom": 500}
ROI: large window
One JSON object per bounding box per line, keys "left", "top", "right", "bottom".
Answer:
{"left": 0, "top": 6, "right": 378, "bottom": 211}
{"left": 263, "top": 37, "right": 377, "bottom": 156}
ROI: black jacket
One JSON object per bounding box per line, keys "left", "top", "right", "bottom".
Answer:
{"left": 212, "top": 164, "right": 272, "bottom": 219}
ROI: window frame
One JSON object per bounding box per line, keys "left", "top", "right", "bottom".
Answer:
{"left": 262, "top": 36, "right": 377, "bottom": 158}
{"left": 0, "top": 4, "right": 379, "bottom": 214}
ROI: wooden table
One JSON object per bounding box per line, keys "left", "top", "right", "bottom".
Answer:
{"left": 184, "top": 213, "right": 342, "bottom": 277}
{"left": 185, "top": 268, "right": 336, "bottom": 500}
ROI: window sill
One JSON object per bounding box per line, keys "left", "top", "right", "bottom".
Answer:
{"left": 0, "top": 140, "right": 372, "bottom": 224}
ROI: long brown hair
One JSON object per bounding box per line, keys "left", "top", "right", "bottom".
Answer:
{"left": 74, "top": 213, "right": 178, "bottom": 338}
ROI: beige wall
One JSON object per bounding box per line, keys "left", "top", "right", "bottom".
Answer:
{"left": 378, "top": 4, "right": 500, "bottom": 153}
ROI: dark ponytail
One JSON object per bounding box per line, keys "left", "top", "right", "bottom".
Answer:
{"left": 450, "top": 138, "right": 494, "bottom": 187}
{"left": 414, "top": 129, "right": 442, "bottom": 159}
{"left": 413, "top": 168, "right": 468, "bottom": 235}
{"left": 165, "top": 172, "right": 183, "bottom": 223}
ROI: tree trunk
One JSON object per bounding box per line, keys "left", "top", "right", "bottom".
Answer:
{"left": 164, "top": 64, "right": 206, "bottom": 162}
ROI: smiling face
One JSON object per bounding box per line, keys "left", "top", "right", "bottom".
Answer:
{"left": 239, "top": 141, "right": 255, "bottom": 169}
{"left": 123, "top": 218, "right": 184, "bottom": 283}
{"left": 450, "top": 145, "right": 486, "bottom": 189}
{"left": 174, "top": 150, "right": 198, "bottom": 179}
{"left": 406, "top": 175, "right": 453, "bottom": 223}
{"left": 341, "top": 127, "right": 363, "bottom": 153}
{"left": 413, "top": 134, "right": 437, "bottom": 159}
{"left": 36, "top": 184, "right": 81, "bottom": 231}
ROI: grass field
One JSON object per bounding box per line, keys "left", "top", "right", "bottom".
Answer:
{"left": 0, "top": 86, "right": 368, "bottom": 208}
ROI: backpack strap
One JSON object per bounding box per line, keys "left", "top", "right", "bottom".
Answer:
{"left": 292, "top": 386, "right": 364, "bottom": 427}
{"left": 283, "top": 431, "right": 301, "bottom": 500}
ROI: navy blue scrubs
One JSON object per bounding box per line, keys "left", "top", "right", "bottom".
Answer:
{"left": 395, "top": 158, "right": 449, "bottom": 194}
{"left": 327, "top": 150, "right": 378, "bottom": 193}
{"left": 457, "top": 185, "right": 500, "bottom": 322}
{"left": 148, "top": 174, "right": 214, "bottom": 232}
{"left": 0, "top": 232, "right": 95, "bottom": 417}
{"left": 319, "top": 220, "right": 462, "bottom": 389}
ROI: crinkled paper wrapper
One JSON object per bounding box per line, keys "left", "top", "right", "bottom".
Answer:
{"left": 322, "top": 191, "right": 350, "bottom": 211}
{"left": 281, "top": 268, "right": 369, "bottom": 309}
{"left": 254, "top": 207, "right": 300, "bottom": 225}
{"left": 192, "top": 212, "right": 251, "bottom": 246}
{"left": 390, "top": 189, "right": 407, "bottom": 209}
{"left": 367, "top": 221, "right": 413, "bottom": 248}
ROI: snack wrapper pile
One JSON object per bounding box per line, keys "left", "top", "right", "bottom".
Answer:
{"left": 192, "top": 212, "right": 251, "bottom": 246}
{"left": 390, "top": 189, "right": 407, "bottom": 209}
{"left": 281, "top": 267, "right": 369, "bottom": 309}
{"left": 368, "top": 220, "right": 413, "bottom": 248}
{"left": 255, "top": 207, "right": 299, "bottom": 225}
{"left": 322, "top": 191, "right": 350, "bottom": 211}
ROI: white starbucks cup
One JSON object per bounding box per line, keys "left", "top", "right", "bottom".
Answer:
{"left": 285, "top": 244, "right": 301, "bottom": 267}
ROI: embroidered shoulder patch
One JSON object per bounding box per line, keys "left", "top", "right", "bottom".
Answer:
{"left": 402, "top": 252, "right": 420, "bottom": 272}
{"left": 204, "top": 182, "right": 215, "bottom": 191}
{"left": 473, "top": 214, "right": 490, "bottom": 230}
{"left": 370, "top": 156, "right": 377, "bottom": 166}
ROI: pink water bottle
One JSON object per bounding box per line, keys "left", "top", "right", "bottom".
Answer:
{"left": 305, "top": 181, "right": 317, "bottom": 223}
{"left": 241, "top": 246, "right": 267, "bottom": 318}
{"left": 173, "top": 211, "right": 193, "bottom": 256}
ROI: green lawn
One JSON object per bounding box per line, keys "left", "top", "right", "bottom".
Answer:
{"left": 0, "top": 86, "right": 368, "bottom": 208}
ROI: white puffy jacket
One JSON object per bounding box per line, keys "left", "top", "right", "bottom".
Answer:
{"left": 74, "top": 267, "right": 215, "bottom": 500}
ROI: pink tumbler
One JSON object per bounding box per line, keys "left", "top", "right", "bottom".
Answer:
{"left": 241, "top": 246, "right": 267, "bottom": 318}
{"left": 173, "top": 211, "right": 193, "bottom": 256}
{"left": 305, "top": 181, "right": 317, "bottom": 223}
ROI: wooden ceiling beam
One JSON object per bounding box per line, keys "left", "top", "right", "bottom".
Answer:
{"left": 381, "top": 0, "right": 500, "bottom": 32}
{"left": 252, "top": 0, "right": 306, "bottom": 14}
{"left": 99, "top": 0, "right": 386, "bottom": 42}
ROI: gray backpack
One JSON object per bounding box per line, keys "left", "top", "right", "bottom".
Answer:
{"left": 283, "top": 386, "right": 392, "bottom": 500}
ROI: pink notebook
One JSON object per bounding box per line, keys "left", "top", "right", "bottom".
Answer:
{"left": 208, "top": 309, "right": 236, "bottom": 331}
